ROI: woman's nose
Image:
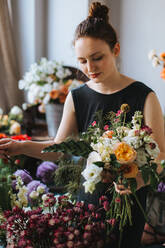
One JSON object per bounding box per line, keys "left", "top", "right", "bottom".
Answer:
{"left": 87, "top": 61, "right": 95, "bottom": 72}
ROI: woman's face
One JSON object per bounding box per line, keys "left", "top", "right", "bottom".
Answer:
{"left": 75, "top": 37, "right": 120, "bottom": 83}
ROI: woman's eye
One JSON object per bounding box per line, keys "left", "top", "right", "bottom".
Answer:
{"left": 93, "top": 56, "right": 103, "bottom": 61}
{"left": 79, "top": 60, "right": 87, "bottom": 64}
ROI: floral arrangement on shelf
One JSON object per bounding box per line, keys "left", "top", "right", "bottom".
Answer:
{"left": 43, "top": 104, "right": 163, "bottom": 247}
{"left": 18, "top": 58, "right": 83, "bottom": 113}
{"left": 0, "top": 106, "right": 23, "bottom": 135}
{"left": 148, "top": 49, "right": 165, "bottom": 79}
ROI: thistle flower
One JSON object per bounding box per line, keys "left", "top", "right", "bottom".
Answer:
{"left": 36, "top": 161, "right": 58, "bottom": 184}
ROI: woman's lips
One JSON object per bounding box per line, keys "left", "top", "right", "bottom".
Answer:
{"left": 90, "top": 72, "right": 101, "bottom": 78}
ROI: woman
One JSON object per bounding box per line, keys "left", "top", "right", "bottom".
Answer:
{"left": 0, "top": 2, "right": 165, "bottom": 247}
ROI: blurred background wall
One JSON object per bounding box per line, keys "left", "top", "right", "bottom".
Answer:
{"left": 9, "top": 0, "right": 165, "bottom": 112}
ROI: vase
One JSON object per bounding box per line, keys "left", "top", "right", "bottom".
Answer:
{"left": 45, "top": 103, "right": 64, "bottom": 137}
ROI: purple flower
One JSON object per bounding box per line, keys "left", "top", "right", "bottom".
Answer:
{"left": 157, "top": 182, "right": 165, "bottom": 192}
{"left": 12, "top": 169, "right": 33, "bottom": 190}
{"left": 36, "top": 161, "right": 58, "bottom": 184}
{"left": 27, "top": 180, "right": 49, "bottom": 197}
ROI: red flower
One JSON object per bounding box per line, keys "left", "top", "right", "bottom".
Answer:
{"left": 11, "top": 134, "right": 31, "bottom": 141}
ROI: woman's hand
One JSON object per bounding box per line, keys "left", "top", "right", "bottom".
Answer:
{"left": 113, "top": 172, "right": 146, "bottom": 195}
{"left": 0, "top": 138, "right": 22, "bottom": 158}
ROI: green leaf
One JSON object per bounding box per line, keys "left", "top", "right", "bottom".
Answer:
{"left": 110, "top": 154, "right": 117, "bottom": 161}
{"left": 150, "top": 162, "right": 157, "bottom": 171}
{"left": 141, "top": 168, "right": 150, "bottom": 185}
{"left": 93, "top": 161, "right": 105, "bottom": 167}
{"left": 150, "top": 171, "right": 159, "bottom": 189}
{"left": 42, "top": 140, "right": 93, "bottom": 158}
{"left": 129, "top": 178, "right": 137, "bottom": 193}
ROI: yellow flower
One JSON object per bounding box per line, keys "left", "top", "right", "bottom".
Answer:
{"left": 120, "top": 104, "right": 130, "bottom": 113}
{"left": 113, "top": 142, "right": 137, "bottom": 164}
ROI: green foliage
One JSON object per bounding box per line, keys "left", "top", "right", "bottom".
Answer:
{"left": 43, "top": 140, "right": 93, "bottom": 158}
{"left": 54, "top": 158, "right": 84, "bottom": 196}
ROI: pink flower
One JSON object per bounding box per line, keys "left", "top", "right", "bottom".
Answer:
{"left": 88, "top": 203, "right": 95, "bottom": 211}
{"left": 116, "top": 110, "right": 122, "bottom": 116}
{"left": 104, "top": 125, "right": 109, "bottom": 130}
{"left": 91, "top": 121, "right": 96, "bottom": 126}
{"left": 107, "top": 218, "right": 116, "bottom": 226}
{"left": 103, "top": 201, "right": 110, "bottom": 211}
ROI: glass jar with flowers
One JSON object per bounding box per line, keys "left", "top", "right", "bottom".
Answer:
{"left": 18, "top": 58, "right": 84, "bottom": 137}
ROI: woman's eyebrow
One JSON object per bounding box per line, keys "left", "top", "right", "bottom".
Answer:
{"left": 78, "top": 51, "right": 102, "bottom": 59}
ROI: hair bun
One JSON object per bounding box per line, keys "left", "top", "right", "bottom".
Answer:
{"left": 88, "top": 2, "right": 109, "bottom": 23}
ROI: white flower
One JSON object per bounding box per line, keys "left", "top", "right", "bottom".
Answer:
{"left": 22, "top": 103, "right": 28, "bottom": 111}
{"left": 152, "top": 57, "right": 160, "bottom": 67}
{"left": 9, "top": 122, "right": 21, "bottom": 135}
{"left": 148, "top": 49, "right": 156, "bottom": 60}
{"left": 18, "top": 79, "right": 27, "bottom": 90}
{"left": 42, "top": 194, "right": 49, "bottom": 202}
{"left": 122, "top": 136, "right": 142, "bottom": 149}
{"left": 136, "top": 148, "right": 148, "bottom": 167}
{"left": 86, "top": 151, "right": 102, "bottom": 167}
{"left": 29, "top": 191, "right": 39, "bottom": 199}
{"left": 145, "top": 141, "right": 160, "bottom": 159}
{"left": 81, "top": 163, "right": 103, "bottom": 184}
{"left": 43, "top": 93, "right": 50, "bottom": 104}
{"left": 37, "top": 185, "right": 45, "bottom": 194}
{"left": 10, "top": 106, "right": 23, "bottom": 115}
{"left": 83, "top": 181, "right": 96, "bottom": 194}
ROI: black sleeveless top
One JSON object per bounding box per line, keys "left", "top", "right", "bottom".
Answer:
{"left": 71, "top": 81, "right": 153, "bottom": 133}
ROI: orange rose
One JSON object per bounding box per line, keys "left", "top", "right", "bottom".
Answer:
{"left": 160, "top": 68, "right": 165, "bottom": 80}
{"left": 50, "top": 90, "right": 60, "bottom": 100}
{"left": 113, "top": 142, "right": 137, "bottom": 164}
{"left": 60, "top": 85, "right": 68, "bottom": 95}
{"left": 102, "top": 130, "right": 114, "bottom": 139}
{"left": 65, "top": 79, "right": 73, "bottom": 87}
{"left": 120, "top": 163, "right": 139, "bottom": 178}
{"left": 59, "top": 93, "right": 66, "bottom": 103}
{"left": 160, "top": 52, "right": 165, "bottom": 61}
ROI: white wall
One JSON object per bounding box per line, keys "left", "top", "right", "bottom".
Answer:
{"left": 47, "top": 0, "right": 88, "bottom": 67}
{"left": 118, "top": 0, "right": 165, "bottom": 112}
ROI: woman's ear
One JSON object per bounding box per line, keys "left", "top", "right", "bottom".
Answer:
{"left": 113, "top": 42, "right": 120, "bottom": 56}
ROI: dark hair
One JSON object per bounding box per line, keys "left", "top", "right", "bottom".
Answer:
{"left": 73, "top": 2, "right": 118, "bottom": 50}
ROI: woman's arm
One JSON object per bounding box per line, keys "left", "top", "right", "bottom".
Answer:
{"left": 0, "top": 92, "right": 78, "bottom": 161}
{"left": 143, "top": 92, "right": 165, "bottom": 174}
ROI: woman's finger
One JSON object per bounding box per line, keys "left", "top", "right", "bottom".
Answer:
{"left": 0, "top": 140, "right": 13, "bottom": 149}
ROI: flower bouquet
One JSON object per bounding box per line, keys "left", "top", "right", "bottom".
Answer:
{"left": 18, "top": 58, "right": 83, "bottom": 109}
{"left": 148, "top": 49, "right": 165, "bottom": 79}
{"left": 43, "top": 104, "right": 162, "bottom": 247}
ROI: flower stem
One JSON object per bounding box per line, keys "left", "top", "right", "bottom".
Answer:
{"left": 132, "top": 192, "right": 148, "bottom": 222}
